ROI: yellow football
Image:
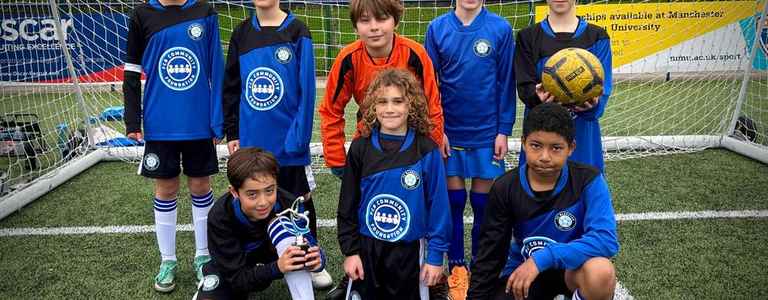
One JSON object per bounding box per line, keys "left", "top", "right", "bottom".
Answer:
{"left": 541, "top": 48, "right": 604, "bottom": 106}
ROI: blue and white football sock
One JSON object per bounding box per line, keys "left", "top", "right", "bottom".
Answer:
{"left": 154, "top": 197, "right": 178, "bottom": 261}
{"left": 191, "top": 190, "right": 214, "bottom": 257}
{"left": 268, "top": 218, "right": 315, "bottom": 300}
{"left": 572, "top": 288, "right": 585, "bottom": 300}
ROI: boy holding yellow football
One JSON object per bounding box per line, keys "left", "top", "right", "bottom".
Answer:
{"left": 514, "top": 0, "right": 612, "bottom": 172}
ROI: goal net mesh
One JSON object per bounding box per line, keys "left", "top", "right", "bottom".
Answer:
{"left": 1, "top": 0, "right": 766, "bottom": 198}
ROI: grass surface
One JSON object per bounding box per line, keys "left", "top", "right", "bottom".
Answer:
{"left": 615, "top": 218, "right": 768, "bottom": 299}
{"left": 1, "top": 149, "right": 767, "bottom": 299}
{"left": 2, "top": 2, "right": 768, "bottom": 298}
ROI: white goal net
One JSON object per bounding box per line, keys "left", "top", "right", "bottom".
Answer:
{"left": 1, "top": 0, "right": 767, "bottom": 215}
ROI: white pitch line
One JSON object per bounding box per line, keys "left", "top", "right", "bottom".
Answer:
{"left": 615, "top": 281, "right": 634, "bottom": 300}
{"left": 615, "top": 209, "right": 768, "bottom": 221}
{"left": 1, "top": 209, "right": 767, "bottom": 238}
{"left": 462, "top": 209, "right": 768, "bottom": 224}
{"left": 0, "top": 224, "right": 192, "bottom": 237}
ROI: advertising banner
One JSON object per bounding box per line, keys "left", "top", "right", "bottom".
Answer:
{"left": 535, "top": 2, "right": 761, "bottom": 73}
{"left": 1, "top": 13, "right": 128, "bottom": 82}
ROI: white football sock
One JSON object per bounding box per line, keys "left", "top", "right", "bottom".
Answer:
{"left": 154, "top": 198, "right": 177, "bottom": 261}
{"left": 191, "top": 190, "right": 213, "bottom": 257}
{"left": 269, "top": 218, "right": 314, "bottom": 300}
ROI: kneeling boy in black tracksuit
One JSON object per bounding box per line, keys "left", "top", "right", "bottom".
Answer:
{"left": 196, "top": 148, "right": 326, "bottom": 300}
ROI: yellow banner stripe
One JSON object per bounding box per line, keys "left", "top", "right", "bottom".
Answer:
{"left": 535, "top": 2, "right": 759, "bottom": 67}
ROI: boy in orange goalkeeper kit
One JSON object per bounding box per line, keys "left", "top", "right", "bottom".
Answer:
{"left": 318, "top": 0, "right": 446, "bottom": 178}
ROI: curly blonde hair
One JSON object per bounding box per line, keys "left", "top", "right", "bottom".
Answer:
{"left": 359, "top": 68, "right": 432, "bottom": 137}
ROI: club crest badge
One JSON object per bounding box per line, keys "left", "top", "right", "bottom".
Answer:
{"left": 275, "top": 46, "right": 292, "bottom": 64}
{"left": 349, "top": 290, "right": 361, "bottom": 300}
{"left": 188, "top": 23, "right": 204, "bottom": 40}
{"left": 554, "top": 211, "right": 577, "bottom": 231}
{"left": 158, "top": 47, "right": 200, "bottom": 91}
{"left": 245, "top": 67, "right": 284, "bottom": 111}
{"left": 473, "top": 38, "right": 492, "bottom": 57}
{"left": 400, "top": 169, "right": 420, "bottom": 190}
{"left": 365, "top": 194, "right": 410, "bottom": 242}
{"left": 144, "top": 153, "right": 160, "bottom": 171}
{"left": 201, "top": 275, "right": 219, "bottom": 291}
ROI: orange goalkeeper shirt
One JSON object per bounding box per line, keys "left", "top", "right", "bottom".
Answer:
{"left": 319, "top": 34, "right": 444, "bottom": 168}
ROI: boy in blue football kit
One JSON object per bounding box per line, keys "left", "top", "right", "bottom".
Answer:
{"left": 424, "top": 0, "right": 515, "bottom": 297}
{"left": 337, "top": 69, "right": 450, "bottom": 299}
{"left": 123, "top": 0, "right": 223, "bottom": 292}
{"left": 195, "top": 148, "right": 326, "bottom": 300}
{"left": 514, "top": 0, "right": 612, "bottom": 172}
{"left": 222, "top": 0, "right": 332, "bottom": 288}
{"left": 468, "top": 103, "right": 619, "bottom": 300}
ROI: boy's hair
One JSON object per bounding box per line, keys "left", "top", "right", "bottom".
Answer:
{"left": 349, "top": 0, "right": 404, "bottom": 28}
{"left": 227, "top": 147, "right": 279, "bottom": 190}
{"left": 522, "top": 103, "right": 575, "bottom": 144}
{"left": 360, "top": 68, "right": 432, "bottom": 137}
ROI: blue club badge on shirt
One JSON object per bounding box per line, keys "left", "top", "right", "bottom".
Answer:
{"left": 401, "top": 169, "right": 421, "bottom": 190}
{"left": 365, "top": 194, "right": 410, "bottom": 242}
{"left": 473, "top": 38, "right": 492, "bottom": 57}
{"left": 188, "top": 23, "right": 204, "bottom": 40}
{"left": 554, "top": 211, "right": 577, "bottom": 231}
{"left": 275, "top": 46, "right": 293, "bottom": 64}
{"left": 158, "top": 47, "right": 200, "bottom": 91}
{"left": 245, "top": 67, "right": 284, "bottom": 111}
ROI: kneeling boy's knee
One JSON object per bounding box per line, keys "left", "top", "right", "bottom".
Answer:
{"left": 583, "top": 257, "right": 616, "bottom": 291}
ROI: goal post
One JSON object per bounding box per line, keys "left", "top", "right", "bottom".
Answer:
{"left": 724, "top": 0, "right": 768, "bottom": 164}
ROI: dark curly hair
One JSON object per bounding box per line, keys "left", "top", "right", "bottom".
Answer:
{"left": 522, "top": 103, "right": 575, "bottom": 144}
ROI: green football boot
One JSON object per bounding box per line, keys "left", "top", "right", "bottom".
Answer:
{"left": 193, "top": 255, "right": 212, "bottom": 282}
{"left": 153, "top": 260, "right": 177, "bottom": 293}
